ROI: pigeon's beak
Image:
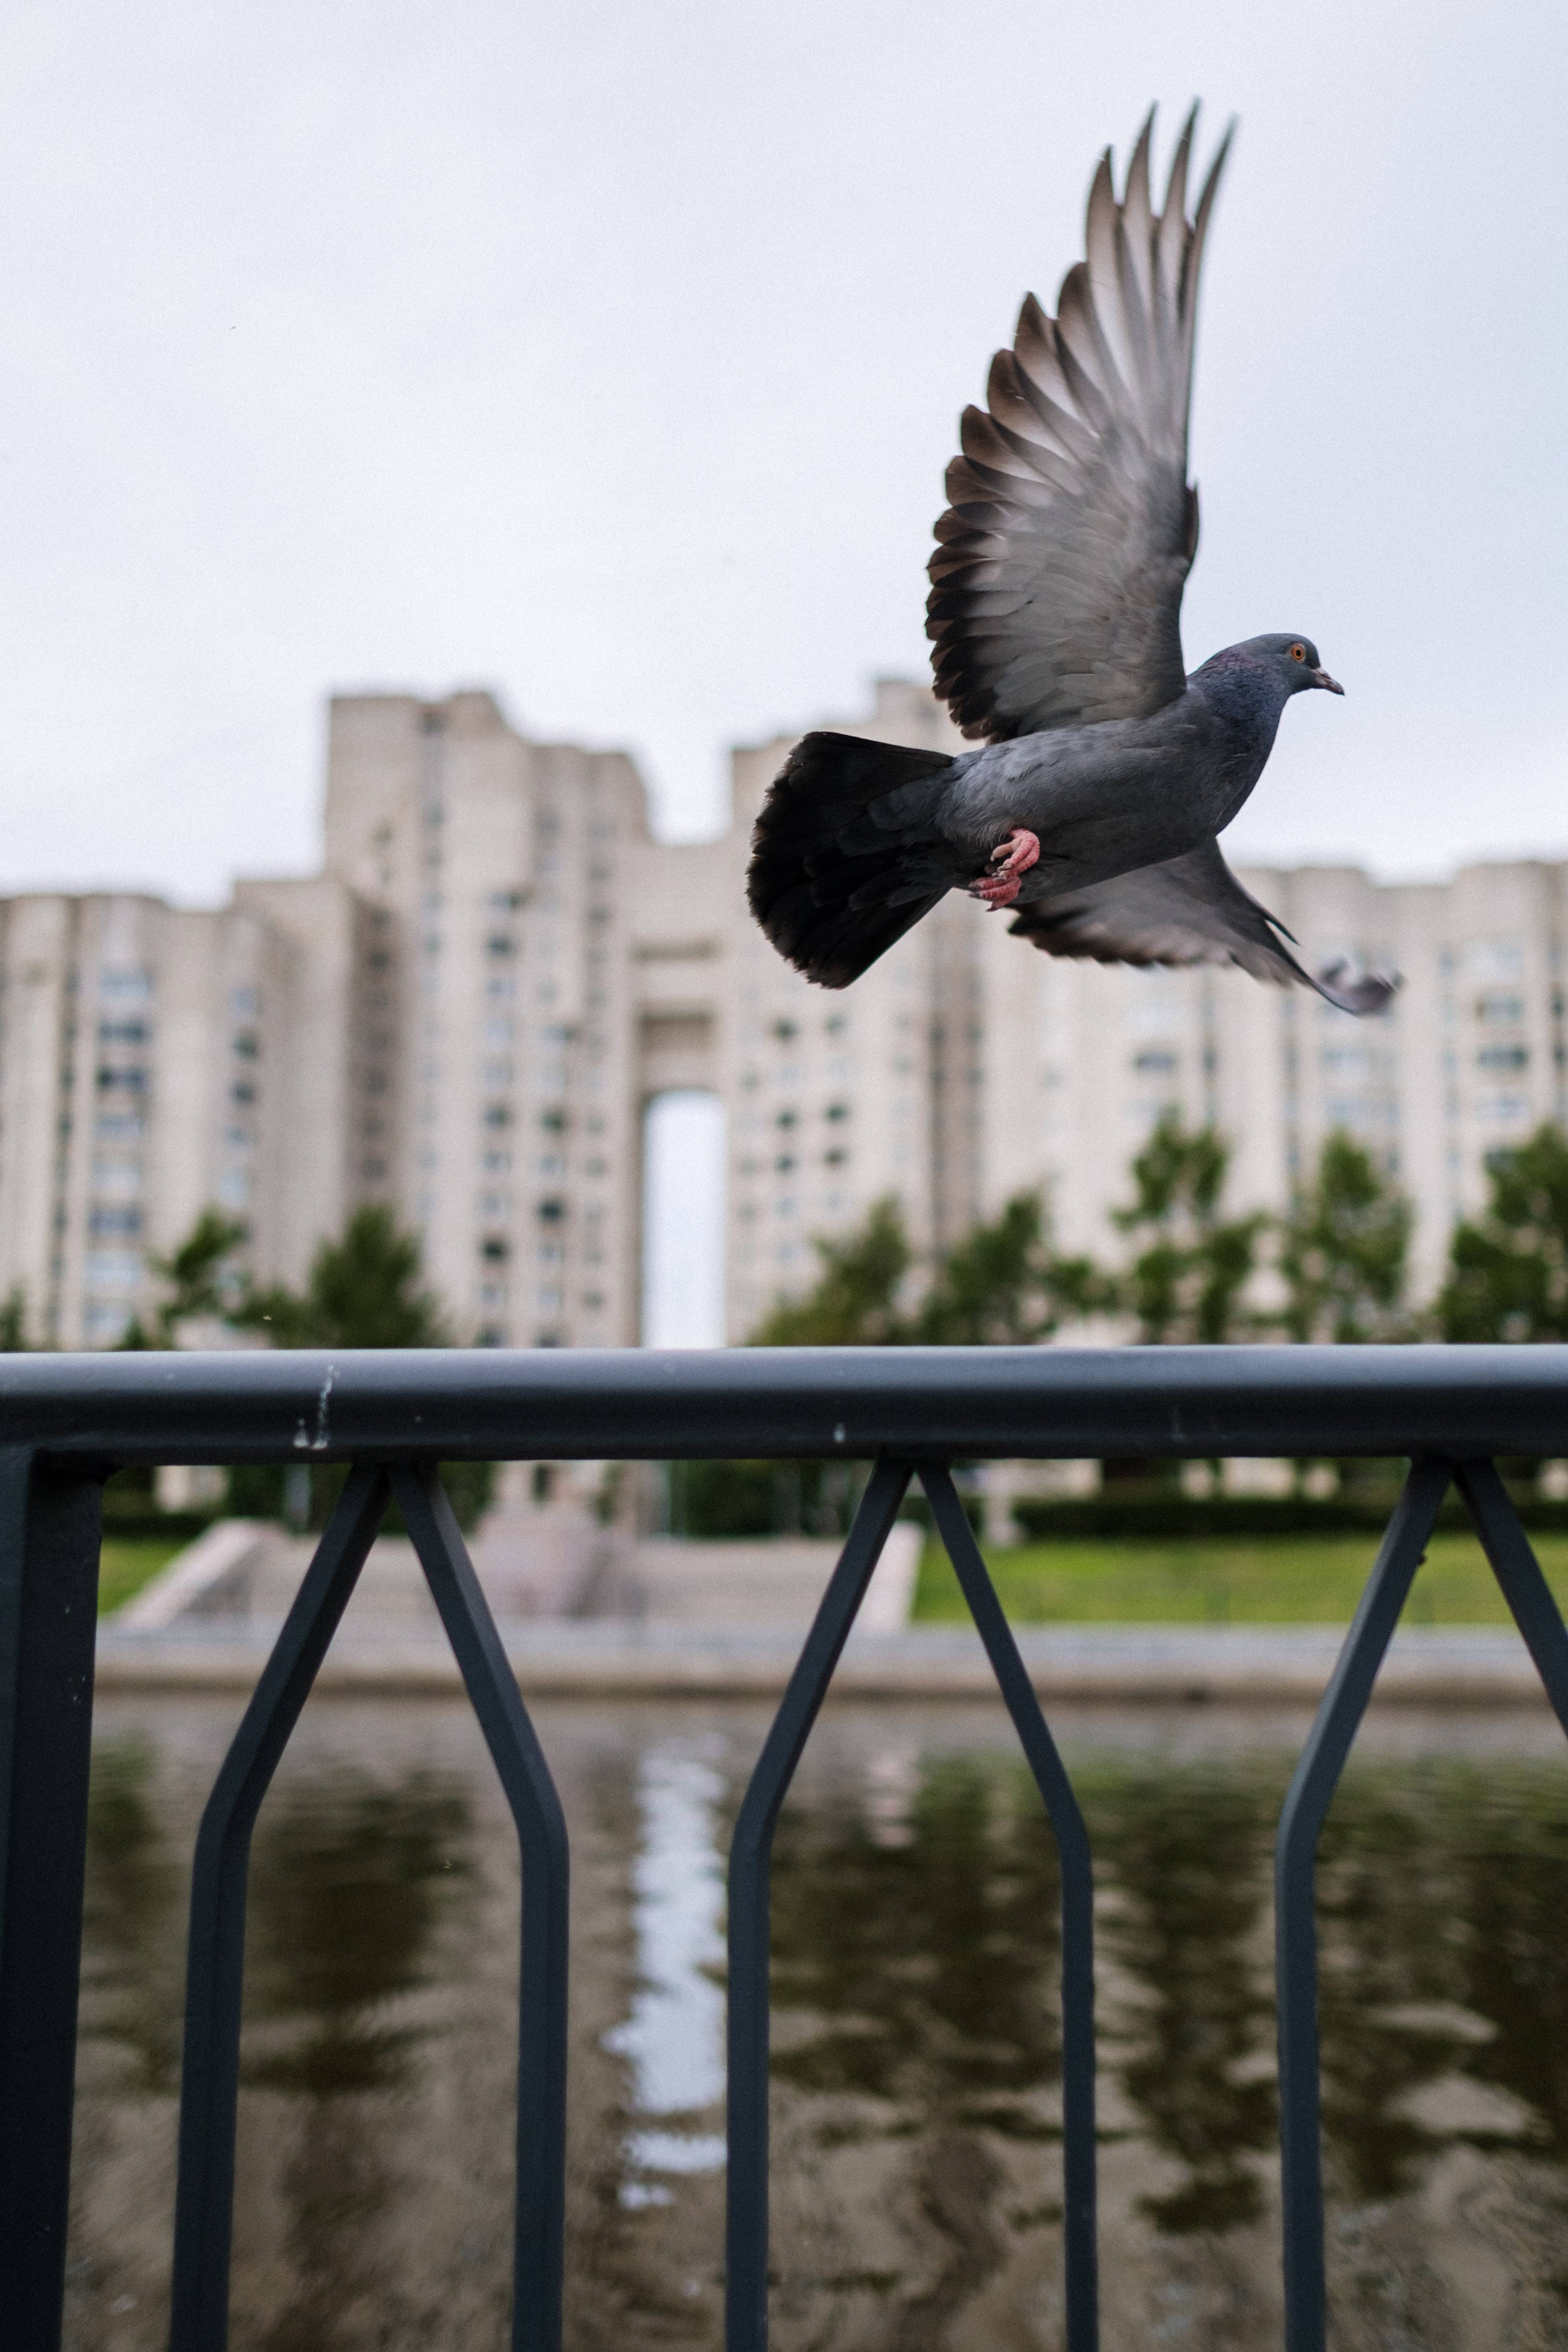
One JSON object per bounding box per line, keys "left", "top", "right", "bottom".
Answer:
{"left": 1312, "top": 668, "right": 1345, "bottom": 696}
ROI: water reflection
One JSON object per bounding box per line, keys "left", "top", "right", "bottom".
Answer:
{"left": 602, "top": 1740, "right": 728, "bottom": 2203}
{"left": 66, "top": 1698, "right": 1568, "bottom": 2350}
{"left": 80, "top": 1734, "right": 184, "bottom": 2099}
{"left": 242, "top": 1769, "right": 471, "bottom": 2096}
{"left": 1091, "top": 1771, "right": 1277, "bottom": 2234}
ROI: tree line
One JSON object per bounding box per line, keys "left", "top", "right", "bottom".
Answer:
{"left": 6, "top": 1115, "right": 1568, "bottom": 1362}
{"left": 750, "top": 1115, "right": 1568, "bottom": 1348}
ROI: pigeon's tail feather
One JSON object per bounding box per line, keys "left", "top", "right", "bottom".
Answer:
{"left": 747, "top": 730, "right": 957, "bottom": 988}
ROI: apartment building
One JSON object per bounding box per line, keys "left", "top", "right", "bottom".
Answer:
{"left": 0, "top": 679, "right": 1562, "bottom": 1345}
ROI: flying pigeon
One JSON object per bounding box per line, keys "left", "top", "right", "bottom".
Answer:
{"left": 746, "top": 110, "right": 1396, "bottom": 1017}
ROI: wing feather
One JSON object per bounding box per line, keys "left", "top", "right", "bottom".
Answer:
{"left": 928, "top": 107, "right": 1232, "bottom": 742}
{"left": 1008, "top": 841, "right": 1399, "bottom": 1016}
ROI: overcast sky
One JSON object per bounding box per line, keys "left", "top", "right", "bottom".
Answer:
{"left": 3, "top": 0, "right": 1565, "bottom": 907}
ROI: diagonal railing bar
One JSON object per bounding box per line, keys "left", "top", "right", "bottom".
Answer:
{"left": 725, "top": 1458, "right": 912, "bottom": 2352}
{"left": 393, "top": 1465, "right": 570, "bottom": 2352}
{"left": 1455, "top": 1460, "right": 1568, "bottom": 1738}
{"left": 921, "top": 1465, "right": 1099, "bottom": 2352}
{"left": 169, "top": 1464, "right": 390, "bottom": 2352}
{"left": 1274, "top": 1456, "right": 1452, "bottom": 2352}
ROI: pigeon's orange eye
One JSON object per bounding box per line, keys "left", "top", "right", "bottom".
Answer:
{"left": 1289, "top": 643, "right": 1306, "bottom": 661}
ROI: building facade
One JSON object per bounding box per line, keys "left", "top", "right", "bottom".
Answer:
{"left": 2, "top": 679, "right": 1564, "bottom": 1347}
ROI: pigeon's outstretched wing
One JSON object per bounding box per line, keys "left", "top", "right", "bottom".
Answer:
{"left": 1008, "top": 839, "right": 1398, "bottom": 1015}
{"left": 928, "top": 108, "right": 1231, "bottom": 742}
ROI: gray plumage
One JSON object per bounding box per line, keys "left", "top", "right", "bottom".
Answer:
{"left": 747, "top": 109, "right": 1397, "bottom": 1017}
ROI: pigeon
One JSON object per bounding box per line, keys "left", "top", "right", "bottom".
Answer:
{"left": 746, "top": 110, "right": 1396, "bottom": 1017}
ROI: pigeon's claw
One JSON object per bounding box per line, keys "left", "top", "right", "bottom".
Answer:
{"left": 970, "top": 828, "right": 1041, "bottom": 910}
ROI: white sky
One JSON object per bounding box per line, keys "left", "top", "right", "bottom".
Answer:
{"left": 3, "top": 0, "right": 1566, "bottom": 908}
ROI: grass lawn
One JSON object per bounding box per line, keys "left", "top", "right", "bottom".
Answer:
{"left": 912, "top": 1529, "right": 1568, "bottom": 1627}
{"left": 98, "top": 1538, "right": 186, "bottom": 1618}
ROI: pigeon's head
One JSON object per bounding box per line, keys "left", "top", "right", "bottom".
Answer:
{"left": 1251, "top": 633, "right": 1344, "bottom": 697}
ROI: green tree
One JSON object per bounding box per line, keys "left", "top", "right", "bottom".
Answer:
{"left": 0, "top": 1287, "right": 29, "bottom": 1350}
{"left": 149, "top": 1209, "right": 249, "bottom": 1344}
{"left": 1111, "top": 1113, "right": 1265, "bottom": 1344}
{"left": 235, "top": 1204, "right": 448, "bottom": 1349}
{"left": 750, "top": 1190, "right": 1107, "bottom": 1348}
{"left": 750, "top": 1196, "right": 913, "bottom": 1345}
{"left": 1277, "top": 1133, "right": 1412, "bottom": 1343}
{"left": 1437, "top": 1124, "right": 1568, "bottom": 1341}
{"left": 915, "top": 1190, "right": 1106, "bottom": 1344}
{"left": 228, "top": 1206, "right": 485, "bottom": 1527}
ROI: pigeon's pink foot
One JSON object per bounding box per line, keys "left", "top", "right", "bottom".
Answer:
{"left": 970, "top": 828, "right": 1041, "bottom": 909}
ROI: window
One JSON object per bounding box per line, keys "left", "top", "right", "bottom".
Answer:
{"left": 91, "top": 1158, "right": 140, "bottom": 1196}
{"left": 1469, "top": 944, "right": 1523, "bottom": 981}
{"left": 98, "top": 1019, "right": 148, "bottom": 1047}
{"left": 89, "top": 1205, "right": 142, "bottom": 1238}
{"left": 85, "top": 1251, "right": 141, "bottom": 1291}
{"left": 1477, "top": 1044, "right": 1528, "bottom": 1072}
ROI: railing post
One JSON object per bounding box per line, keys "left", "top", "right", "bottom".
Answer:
{"left": 0, "top": 1447, "right": 104, "bottom": 2352}
{"left": 169, "top": 1467, "right": 390, "bottom": 2352}
{"left": 393, "top": 1466, "right": 571, "bottom": 2352}
{"left": 725, "top": 1461, "right": 912, "bottom": 2352}
{"left": 921, "top": 1466, "right": 1099, "bottom": 2352}
{"left": 1274, "top": 1458, "right": 1450, "bottom": 2352}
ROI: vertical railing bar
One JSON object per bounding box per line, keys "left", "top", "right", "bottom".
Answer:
{"left": 725, "top": 1458, "right": 912, "bottom": 2352}
{"left": 392, "top": 1465, "right": 570, "bottom": 2352}
{"left": 168, "top": 1464, "right": 391, "bottom": 2352}
{"left": 1454, "top": 1460, "right": 1568, "bottom": 1737}
{"left": 1274, "top": 1455, "right": 1452, "bottom": 2352}
{"left": 920, "top": 1465, "right": 1099, "bottom": 2352}
{"left": 0, "top": 1450, "right": 105, "bottom": 2352}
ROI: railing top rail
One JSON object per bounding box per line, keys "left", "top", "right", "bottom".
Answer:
{"left": 1, "top": 1343, "right": 1567, "bottom": 1464}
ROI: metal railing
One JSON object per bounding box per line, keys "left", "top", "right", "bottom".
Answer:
{"left": 3, "top": 1343, "right": 1568, "bottom": 2352}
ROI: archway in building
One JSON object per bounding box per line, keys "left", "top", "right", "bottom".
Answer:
{"left": 640, "top": 1090, "right": 727, "bottom": 1346}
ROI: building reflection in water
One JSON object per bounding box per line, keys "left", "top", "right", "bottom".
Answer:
{"left": 601, "top": 1739, "right": 729, "bottom": 2203}
{"left": 64, "top": 1696, "right": 1568, "bottom": 2350}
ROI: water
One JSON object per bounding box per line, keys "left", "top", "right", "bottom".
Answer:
{"left": 66, "top": 1696, "right": 1568, "bottom": 2351}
